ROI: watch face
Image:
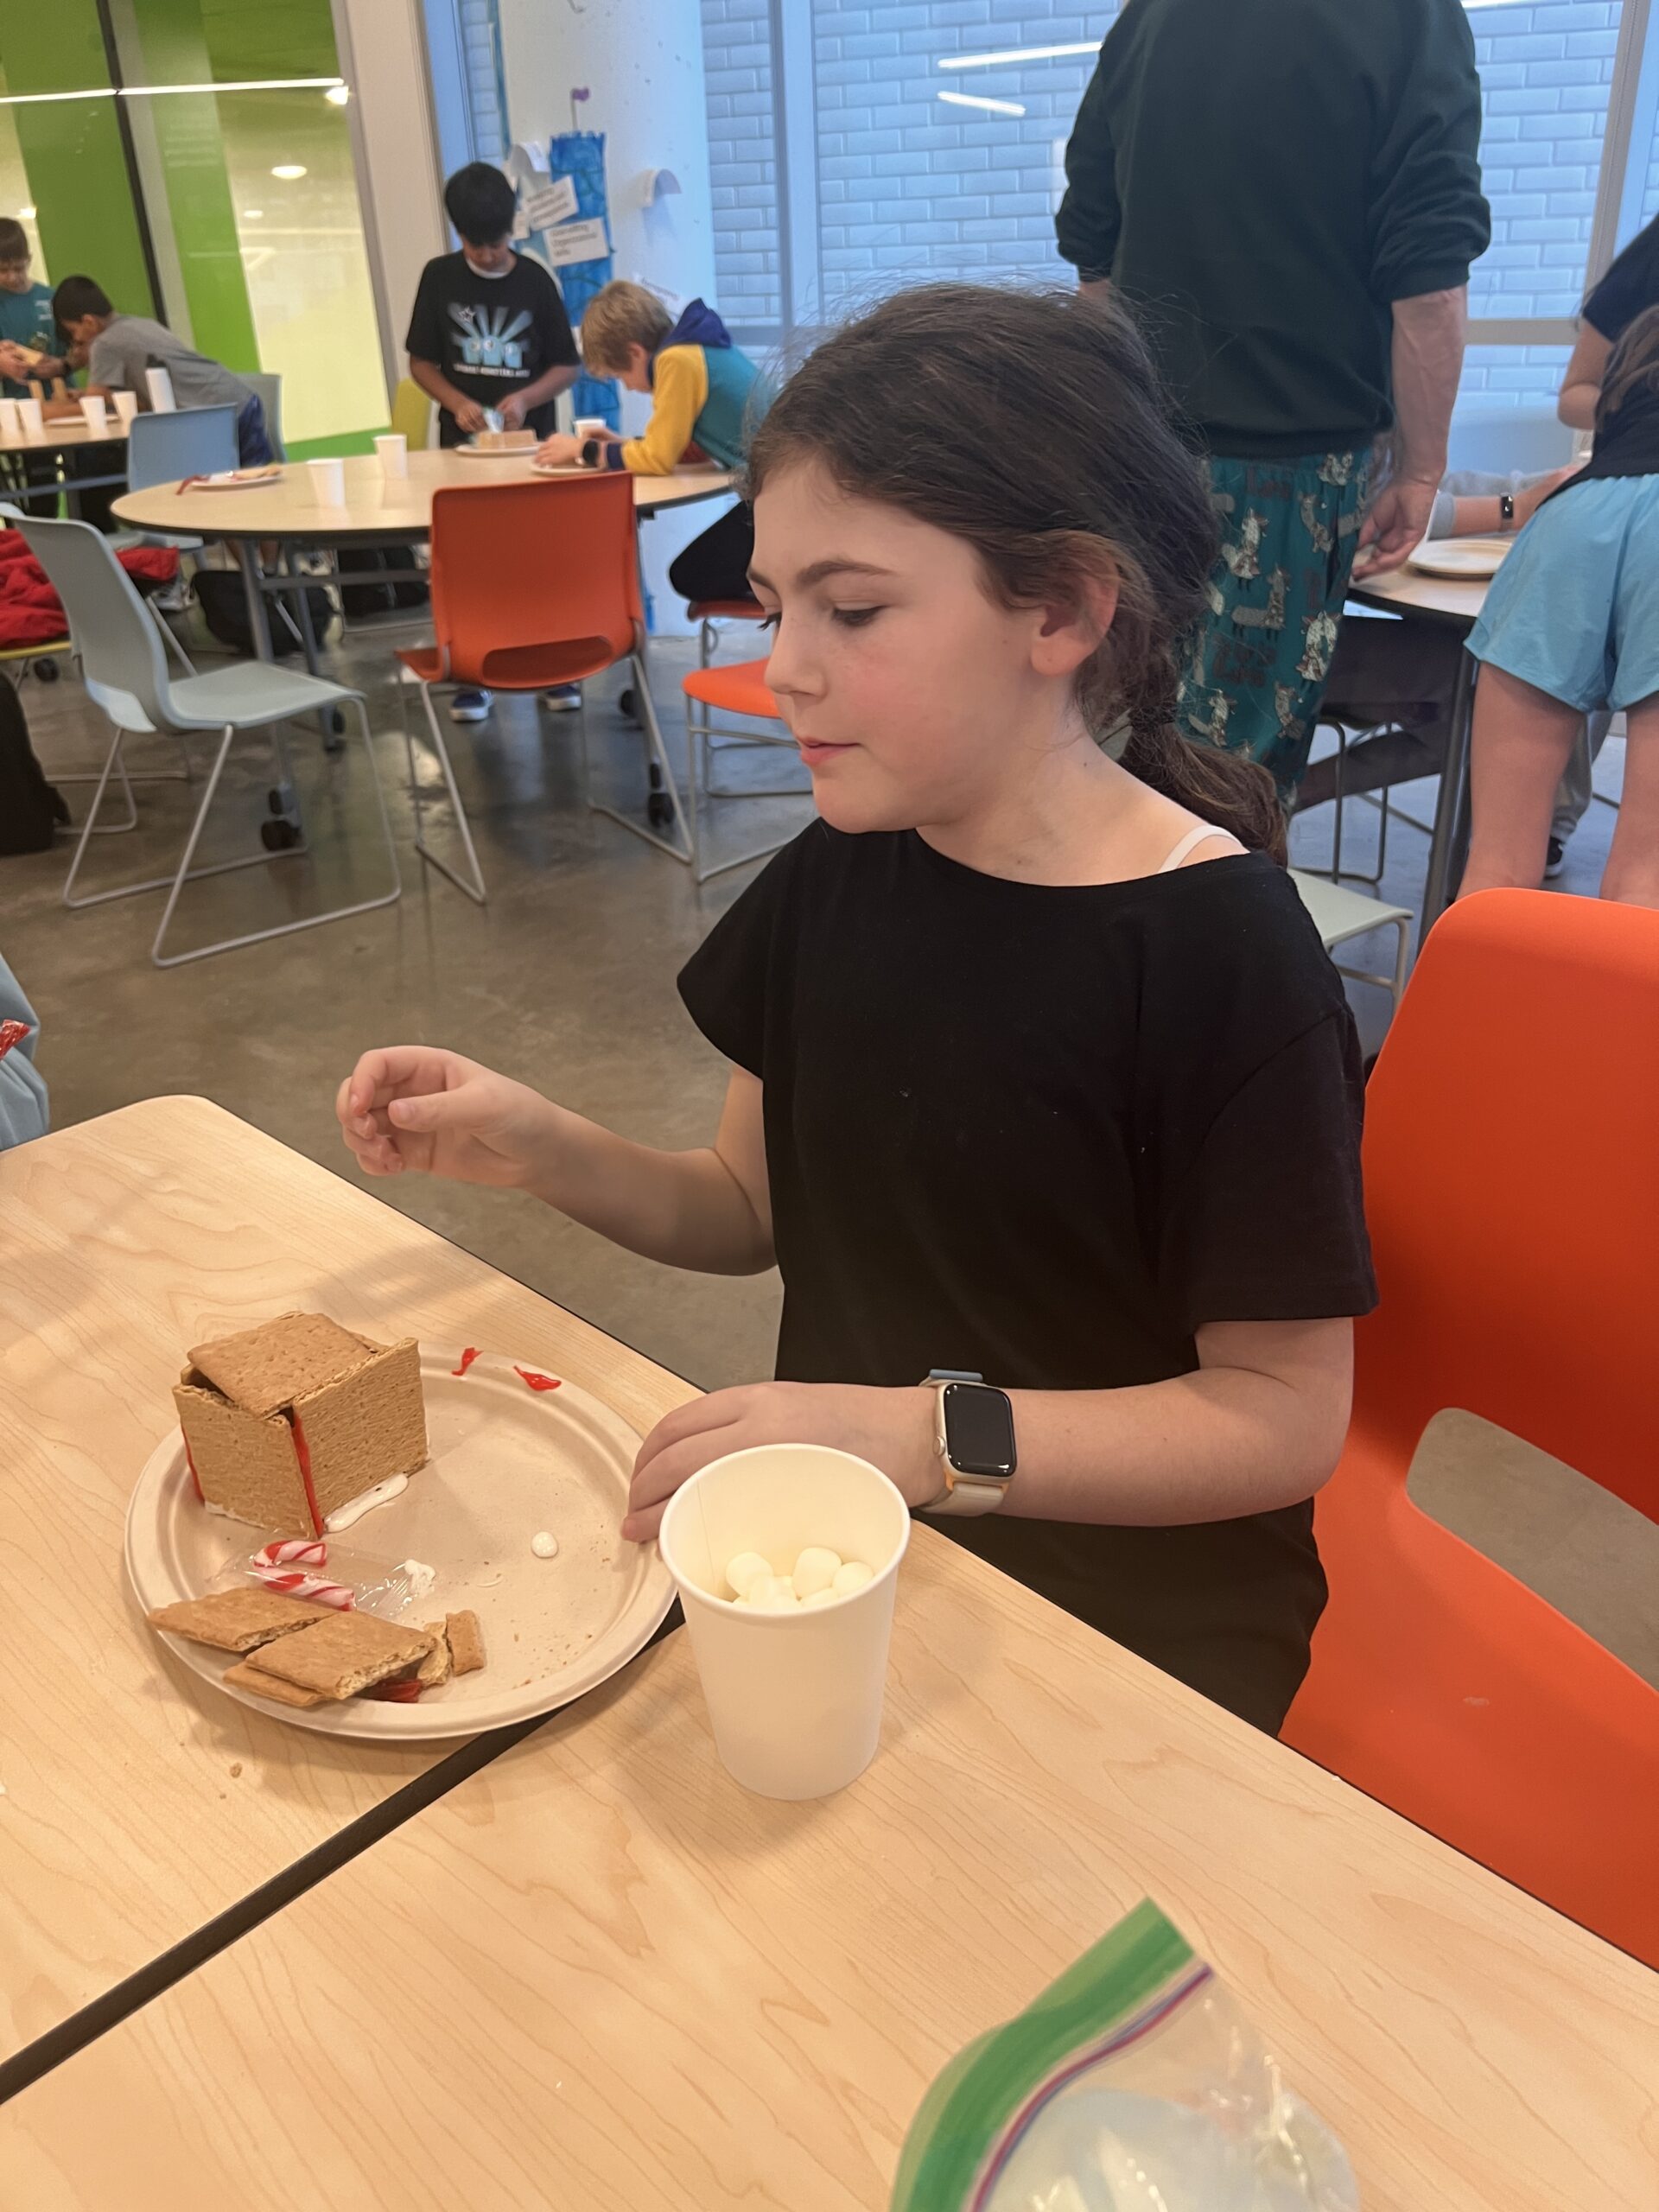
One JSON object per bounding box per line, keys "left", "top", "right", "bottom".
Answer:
{"left": 943, "top": 1382, "right": 1016, "bottom": 1479}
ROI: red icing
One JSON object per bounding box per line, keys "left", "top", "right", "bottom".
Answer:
{"left": 451, "top": 1347, "right": 480, "bottom": 1377}
{"left": 365, "top": 1676, "right": 423, "bottom": 1702}
{"left": 515, "top": 1367, "right": 563, "bottom": 1393}
{"left": 183, "top": 1436, "right": 204, "bottom": 1503}
{"left": 289, "top": 1410, "right": 324, "bottom": 1539}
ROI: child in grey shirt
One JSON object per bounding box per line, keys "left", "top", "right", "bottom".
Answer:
{"left": 52, "top": 275, "right": 272, "bottom": 463}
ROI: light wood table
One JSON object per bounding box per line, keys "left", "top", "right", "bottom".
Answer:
{"left": 5, "top": 1525, "right": 1653, "bottom": 2209}
{"left": 1346, "top": 563, "right": 1492, "bottom": 938}
{"left": 0, "top": 1096, "right": 695, "bottom": 2065}
{"left": 0, "top": 413, "right": 130, "bottom": 500}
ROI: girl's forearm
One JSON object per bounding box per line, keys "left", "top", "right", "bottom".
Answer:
{"left": 521, "top": 1102, "right": 774, "bottom": 1274}
{"left": 1001, "top": 1362, "right": 1347, "bottom": 1525}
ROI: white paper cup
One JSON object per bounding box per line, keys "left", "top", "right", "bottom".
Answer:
{"left": 659, "top": 1443, "right": 911, "bottom": 1800}
{"left": 144, "top": 366, "right": 176, "bottom": 413}
{"left": 374, "top": 432, "right": 407, "bottom": 478}
{"left": 79, "top": 395, "right": 109, "bottom": 437}
{"left": 573, "top": 415, "right": 607, "bottom": 438}
{"left": 16, "top": 397, "right": 43, "bottom": 440}
{"left": 112, "top": 390, "right": 139, "bottom": 428}
{"left": 0, "top": 398, "right": 19, "bottom": 441}
{"left": 307, "top": 455, "right": 346, "bottom": 505}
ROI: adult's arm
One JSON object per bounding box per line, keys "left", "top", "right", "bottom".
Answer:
{"left": 1055, "top": 49, "right": 1122, "bottom": 284}
{"left": 1353, "top": 285, "right": 1467, "bottom": 577}
{"left": 1558, "top": 321, "right": 1612, "bottom": 430}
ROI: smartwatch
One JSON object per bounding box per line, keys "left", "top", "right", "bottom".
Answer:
{"left": 1499, "top": 492, "right": 1516, "bottom": 531}
{"left": 920, "top": 1369, "right": 1016, "bottom": 1516}
{"left": 579, "top": 435, "right": 606, "bottom": 469}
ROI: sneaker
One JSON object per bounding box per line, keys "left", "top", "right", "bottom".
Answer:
{"left": 448, "top": 688, "right": 492, "bottom": 723}
{"left": 1545, "top": 835, "right": 1567, "bottom": 880}
{"left": 539, "top": 684, "right": 582, "bottom": 713}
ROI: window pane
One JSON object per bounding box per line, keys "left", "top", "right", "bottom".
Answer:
{"left": 1467, "top": 0, "right": 1624, "bottom": 321}
{"left": 1458, "top": 340, "right": 1574, "bottom": 412}
{"left": 701, "top": 0, "right": 783, "bottom": 332}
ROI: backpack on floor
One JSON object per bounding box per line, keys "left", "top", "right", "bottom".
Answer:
{"left": 334, "top": 546, "right": 429, "bottom": 618}
{"left": 194, "top": 569, "right": 335, "bottom": 660}
{"left": 0, "top": 675, "right": 67, "bottom": 855}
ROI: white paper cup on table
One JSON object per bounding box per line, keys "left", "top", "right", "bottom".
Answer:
{"left": 659, "top": 1443, "right": 911, "bottom": 1801}
{"left": 111, "top": 390, "right": 139, "bottom": 428}
{"left": 79, "top": 395, "right": 109, "bottom": 437}
{"left": 374, "top": 432, "right": 407, "bottom": 477}
{"left": 307, "top": 456, "right": 346, "bottom": 505}
{"left": 0, "top": 398, "right": 19, "bottom": 441}
{"left": 573, "top": 416, "right": 607, "bottom": 439}
{"left": 144, "top": 366, "right": 176, "bottom": 413}
{"left": 16, "top": 397, "right": 43, "bottom": 440}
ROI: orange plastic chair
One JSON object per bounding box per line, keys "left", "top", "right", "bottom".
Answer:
{"left": 1283, "top": 888, "right": 1659, "bottom": 1966}
{"left": 396, "top": 473, "right": 687, "bottom": 899}
{"left": 681, "top": 654, "right": 807, "bottom": 884}
{"left": 685, "top": 594, "right": 765, "bottom": 670}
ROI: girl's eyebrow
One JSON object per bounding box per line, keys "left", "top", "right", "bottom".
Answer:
{"left": 748, "top": 557, "right": 898, "bottom": 593}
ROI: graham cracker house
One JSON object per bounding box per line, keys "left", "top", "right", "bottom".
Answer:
{"left": 175, "top": 1313, "right": 428, "bottom": 1536}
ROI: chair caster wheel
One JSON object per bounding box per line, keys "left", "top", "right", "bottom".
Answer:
{"left": 618, "top": 685, "right": 640, "bottom": 723}
{"left": 34, "top": 657, "right": 60, "bottom": 682}
{"left": 323, "top": 707, "right": 346, "bottom": 753}
{"left": 260, "top": 817, "right": 302, "bottom": 851}
{"left": 647, "top": 791, "right": 673, "bottom": 830}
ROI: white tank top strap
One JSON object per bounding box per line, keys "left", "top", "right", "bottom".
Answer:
{"left": 1156, "top": 821, "right": 1243, "bottom": 874}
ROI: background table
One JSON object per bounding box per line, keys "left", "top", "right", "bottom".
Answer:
{"left": 0, "top": 1096, "right": 695, "bottom": 2066}
{"left": 1347, "top": 563, "right": 1491, "bottom": 936}
{"left": 0, "top": 415, "right": 130, "bottom": 504}
{"left": 5, "top": 1519, "right": 1652, "bottom": 2209}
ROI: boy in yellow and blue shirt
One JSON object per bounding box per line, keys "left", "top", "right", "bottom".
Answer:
{"left": 539, "top": 282, "right": 767, "bottom": 602}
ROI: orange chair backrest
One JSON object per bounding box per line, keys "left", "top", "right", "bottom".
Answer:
{"left": 1358, "top": 888, "right": 1659, "bottom": 1522}
{"left": 426, "top": 474, "right": 642, "bottom": 690}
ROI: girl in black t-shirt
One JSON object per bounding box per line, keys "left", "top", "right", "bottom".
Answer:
{"left": 337, "top": 286, "right": 1374, "bottom": 1732}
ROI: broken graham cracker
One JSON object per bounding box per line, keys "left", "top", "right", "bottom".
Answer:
{"left": 146, "top": 1587, "right": 327, "bottom": 1654}
{"left": 251, "top": 1610, "right": 432, "bottom": 1701}
{"left": 445, "top": 1610, "right": 486, "bottom": 1676}
{"left": 222, "top": 1661, "right": 332, "bottom": 1710}
{"left": 416, "top": 1624, "right": 452, "bottom": 1688}
{"left": 187, "top": 1313, "right": 368, "bottom": 1419}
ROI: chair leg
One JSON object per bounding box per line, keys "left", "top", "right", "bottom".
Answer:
{"left": 63, "top": 728, "right": 139, "bottom": 900}
{"left": 151, "top": 701, "right": 402, "bottom": 968}
{"left": 409, "top": 681, "right": 488, "bottom": 903}
{"left": 148, "top": 598, "right": 198, "bottom": 680}
{"left": 1389, "top": 913, "right": 1410, "bottom": 1013}
{"left": 586, "top": 653, "right": 693, "bottom": 865}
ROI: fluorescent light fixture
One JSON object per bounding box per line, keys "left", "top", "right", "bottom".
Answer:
{"left": 938, "top": 41, "right": 1098, "bottom": 70}
{"left": 271, "top": 164, "right": 308, "bottom": 181}
{"left": 0, "top": 75, "right": 345, "bottom": 106}
{"left": 244, "top": 209, "right": 264, "bottom": 219}
{"left": 938, "top": 90, "right": 1027, "bottom": 116}
{"left": 324, "top": 84, "right": 352, "bottom": 105}
{"left": 19, "top": 205, "right": 35, "bottom": 219}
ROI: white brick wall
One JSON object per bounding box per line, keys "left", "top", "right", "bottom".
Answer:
{"left": 459, "top": 0, "right": 510, "bottom": 160}
{"left": 699, "top": 1, "right": 1633, "bottom": 402}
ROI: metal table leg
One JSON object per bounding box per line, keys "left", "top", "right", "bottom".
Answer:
{"left": 1419, "top": 646, "right": 1476, "bottom": 942}
{"left": 235, "top": 539, "right": 276, "bottom": 659}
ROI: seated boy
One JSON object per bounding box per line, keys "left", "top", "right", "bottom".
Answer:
{"left": 406, "top": 161, "right": 582, "bottom": 723}
{"left": 51, "top": 275, "right": 273, "bottom": 464}
{"left": 540, "top": 282, "right": 768, "bottom": 603}
{"left": 0, "top": 220, "right": 70, "bottom": 397}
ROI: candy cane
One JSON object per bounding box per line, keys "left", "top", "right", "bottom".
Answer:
{"left": 254, "top": 1539, "right": 329, "bottom": 1569}
{"left": 249, "top": 1564, "right": 356, "bottom": 1609}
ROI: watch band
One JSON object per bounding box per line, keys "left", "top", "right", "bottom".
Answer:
{"left": 921, "top": 1369, "right": 1013, "bottom": 1517}
{"left": 1499, "top": 492, "right": 1516, "bottom": 529}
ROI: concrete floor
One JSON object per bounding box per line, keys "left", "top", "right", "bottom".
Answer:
{"left": 5, "top": 601, "right": 1654, "bottom": 1687}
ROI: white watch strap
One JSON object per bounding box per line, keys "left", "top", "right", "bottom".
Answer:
{"left": 922, "top": 1377, "right": 1010, "bottom": 1516}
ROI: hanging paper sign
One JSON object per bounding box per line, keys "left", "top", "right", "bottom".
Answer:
{"left": 542, "top": 215, "right": 610, "bottom": 268}
{"left": 524, "top": 175, "right": 579, "bottom": 231}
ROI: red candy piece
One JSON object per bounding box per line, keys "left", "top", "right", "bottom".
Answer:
{"left": 0, "top": 1019, "right": 30, "bottom": 1063}
{"left": 365, "top": 1676, "right": 423, "bottom": 1702}
{"left": 451, "top": 1347, "right": 480, "bottom": 1377}
{"left": 515, "top": 1367, "right": 563, "bottom": 1392}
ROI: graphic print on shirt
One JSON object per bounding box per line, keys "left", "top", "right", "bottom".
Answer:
{"left": 448, "top": 302, "right": 533, "bottom": 377}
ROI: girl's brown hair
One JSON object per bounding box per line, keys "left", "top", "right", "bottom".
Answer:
{"left": 1596, "top": 301, "right": 1659, "bottom": 435}
{"left": 746, "top": 283, "right": 1284, "bottom": 861}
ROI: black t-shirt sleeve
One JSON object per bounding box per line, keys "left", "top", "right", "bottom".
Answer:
{"left": 404, "top": 259, "right": 444, "bottom": 362}
{"left": 1154, "top": 1011, "right": 1376, "bottom": 1332}
{"left": 677, "top": 833, "right": 807, "bottom": 1075}
{"left": 1582, "top": 213, "right": 1659, "bottom": 341}
{"left": 531, "top": 268, "right": 579, "bottom": 369}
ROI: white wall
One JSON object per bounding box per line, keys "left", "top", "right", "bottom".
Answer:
{"left": 333, "top": 0, "right": 449, "bottom": 410}
{"left": 496, "top": 0, "right": 726, "bottom": 633}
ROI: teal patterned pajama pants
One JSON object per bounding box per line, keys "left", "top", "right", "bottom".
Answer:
{"left": 1175, "top": 449, "right": 1372, "bottom": 799}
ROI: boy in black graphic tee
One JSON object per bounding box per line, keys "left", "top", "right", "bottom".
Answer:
{"left": 406, "top": 162, "right": 579, "bottom": 448}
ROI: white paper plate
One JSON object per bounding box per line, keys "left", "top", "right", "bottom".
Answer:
{"left": 1408, "top": 537, "right": 1510, "bottom": 579}
{"left": 126, "top": 1346, "right": 673, "bottom": 1740}
{"left": 456, "top": 441, "right": 538, "bottom": 461}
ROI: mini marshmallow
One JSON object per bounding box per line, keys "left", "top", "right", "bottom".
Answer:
{"left": 750, "top": 1575, "right": 800, "bottom": 1611}
{"left": 791, "top": 1546, "right": 842, "bottom": 1600}
{"left": 530, "top": 1531, "right": 559, "bottom": 1560}
{"left": 800, "top": 1587, "right": 838, "bottom": 1610}
{"left": 724, "top": 1551, "right": 772, "bottom": 1600}
{"left": 831, "top": 1560, "right": 874, "bottom": 1597}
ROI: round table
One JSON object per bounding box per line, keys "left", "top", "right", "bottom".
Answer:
{"left": 1346, "top": 558, "right": 1495, "bottom": 938}
{"left": 110, "top": 449, "right": 735, "bottom": 663}
{"left": 1, "top": 414, "right": 130, "bottom": 505}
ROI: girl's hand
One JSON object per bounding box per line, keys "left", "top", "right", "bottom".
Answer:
{"left": 537, "top": 432, "right": 581, "bottom": 466}
{"left": 625, "top": 1382, "right": 938, "bottom": 1541}
{"left": 336, "top": 1046, "right": 555, "bottom": 1190}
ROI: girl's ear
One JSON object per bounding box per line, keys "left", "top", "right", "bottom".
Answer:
{"left": 1031, "top": 567, "right": 1119, "bottom": 680}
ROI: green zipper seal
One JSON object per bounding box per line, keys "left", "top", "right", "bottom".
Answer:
{"left": 891, "top": 1899, "right": 1193, "bottom": 2211}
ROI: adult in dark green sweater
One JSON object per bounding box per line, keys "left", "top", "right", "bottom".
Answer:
{"left": 1057, "top": 0, "right": 1490, "bottom": 795}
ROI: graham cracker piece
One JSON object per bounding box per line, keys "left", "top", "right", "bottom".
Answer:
{"left": 174, "top": 1380, "right": 310, "bottom": 1533}
{"left": 295, "top": 1335, "right": 428, "bottom": 1523}
{"left": 147, "top": 1588, "right": 327, "bottom": 1654}
{"left": 188, "top": 1313, "right": 369, "bottom": 1418}
{"left": 416, "top": 1624, "right": 452, "bottom": 1688}
{"left": 445, "top": 1610, "right": 486, "bottom": 1676}
{"left": 223, "top": 1660, "right": 332, "bottom": 1709}
{"left": 251, "top": 1610, "right": 431, "bottom": 1700}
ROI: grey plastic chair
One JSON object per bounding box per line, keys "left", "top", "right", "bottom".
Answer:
{"left": 124, "top": 404, "right": 239, "bottom": 493}
{"left": 244, "top": 372, "right": 285, "bottom": 461}
{"left": 3, "top": 506, "right": 399, "bottom": 968}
